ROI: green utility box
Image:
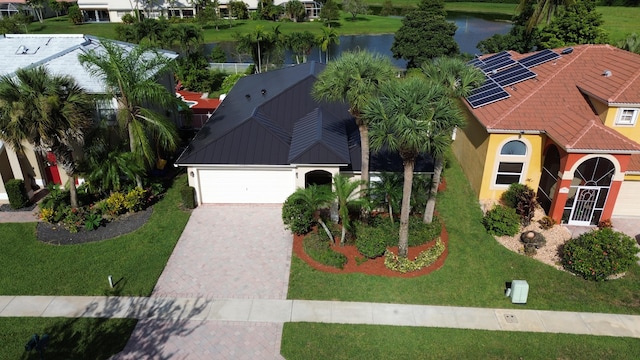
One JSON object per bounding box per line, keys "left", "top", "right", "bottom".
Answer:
{"left": 510, "top": 280, "right": 529, "bottom": 304}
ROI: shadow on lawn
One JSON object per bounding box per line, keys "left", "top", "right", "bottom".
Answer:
{"left": 23, "top": 296, "right": 211, "bottom": 360}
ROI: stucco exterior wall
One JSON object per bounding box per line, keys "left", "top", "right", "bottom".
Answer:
{"left": 452, "top": 114, "right": 490, "bottom": 197}
{"left": 603, "top": 106, "right": 640, "bottom": 145}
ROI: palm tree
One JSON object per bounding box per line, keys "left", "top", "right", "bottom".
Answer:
{"left": 0, "top": 67, "right": 93, "bottom": 208}
{"left": 79, "top": 40, "right": 181, "bottom": 187}
{"left": 289, "top": 185, "right": 335, "bottom": 242}
{"left": 365, "top": 77, "right": 461, "bottom": 258}
{"left": 368, "top": 172, "right": 403, "bottom": 225}
{"left": 518, "top": 0, "right": 574, "bottom": 33}
{"left": 312, "top": 51, "right": 396, "bottom": 194}
{"left": 316, "top": 27, "right": 340, "bottom": 63}
{"left": 252, "top": 25, "right": 266, "bottom": 73}
{"left": 420, "top": 57, "right": 484, "bottom": 223}
{"left": 333, "top": 174, "right": 366, "bottom": 245}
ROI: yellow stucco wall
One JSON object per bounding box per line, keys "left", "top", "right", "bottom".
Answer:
{"left": 603, "top": 106, "right": 640, "bottom": 144}
{"left": 452, "top": 114, "right": 490, "bottom": 197}
{"left": 478, "top": 133, "right": 545, "bottom": 204}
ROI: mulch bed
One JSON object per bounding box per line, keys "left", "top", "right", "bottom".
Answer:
{"left": 37, "top": 207, "right": 153, "bottom": 245}
{"left": 293, "top": 224, "right": 449, "bottom": 278}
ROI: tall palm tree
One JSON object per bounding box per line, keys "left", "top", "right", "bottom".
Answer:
{"left": 0, "top": 67, "right": 93, "bottom": 208}
{"left": 312, "top": 51, "right": 396, "bottom": 193}
{"left": 333, "top": 174, "right": 366, "bottom": 245}
{"left": 365, "top": 77, "right": 460, "bottom": 258}
{"left": 289, "top": 185, "right": 335, "bottom": 242}
{"left": 79, "top": 40, "right": 181, "bottom": 187}
{"left": 420, "top": 57, "right": 484, "bottom": 223}
{"left": 316, "top": 27, "right": 340, "bottom": 63}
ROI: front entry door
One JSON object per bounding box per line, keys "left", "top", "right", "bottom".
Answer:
{"left": 568, "top": 186, "right": 599, "bottom": 226}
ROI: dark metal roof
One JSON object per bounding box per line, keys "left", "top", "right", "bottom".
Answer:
{"left": 176, "top": 62, "right": 434, "bottom": 173}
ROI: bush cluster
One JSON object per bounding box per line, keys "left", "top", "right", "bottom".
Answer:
{"left": 538, "top": 216, "right": 556, "bottom": 230}
{"left": 482, "top": 205, "right": 520, "bottom": 236}
{"left": 356, "top": 215, "right": 442, "bottom": 250}
{"left": 282, "top": 195, "right": 315, "bottom": 235}
{"left": 501, "top": 183, "right": 537, "bottom": 226}
{"left": 384, "top": 239, "right": 445, "bottom": 274}
{"left": 303, "top": 232, "right": 347, "bottom": 269}
{"left": 356, "top": 235, "right": 387, "bottom": 259}
{"left": 39, "top": 186, "right": 152, "bottom": 233}
{"left": 562, "top": 228, "right": 638, "bottom": 281}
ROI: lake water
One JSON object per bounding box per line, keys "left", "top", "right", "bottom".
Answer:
{"left": 211, "top": 13, "right": 512, "bottom": 68}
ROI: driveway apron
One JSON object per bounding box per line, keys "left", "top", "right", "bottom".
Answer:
{"left": 115, "top": 204, "right": 292, "bottom": 359}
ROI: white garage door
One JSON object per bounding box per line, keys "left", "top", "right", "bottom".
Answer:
{"left": 613, "top": 180, "right": 640, "bottom": 217}
{"left": 198, "top": 169, "right": 295, "bottom": 204}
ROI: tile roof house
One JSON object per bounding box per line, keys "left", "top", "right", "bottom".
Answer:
{"left": 175, "top": 61, "right": 433, "bottom": 204}
{"left": 0, "top": 34, "right": 178, "bottom": 203}
{"left": 454, "top": 44, "right": 640, "bottom": 225}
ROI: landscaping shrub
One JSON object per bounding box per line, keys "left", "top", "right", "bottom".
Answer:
{"left": 384, "top": 239, "right": 445, "bottom": 273}
{"left": 6, "top": 179, "right": 28, "bottom": 209}
{"left": 180, "top": 186, "right": 196, "bottom": 209}
{"left": 105, "top": 192, "right": 127, "bottom": 216}
{"left": 356, "top": 235, "right": 387, "bottom": 259}
{"left": 538, "top": 216, "right": 556, "bottom": 230}
{"left": 282, "top": 194, "right": 314, "bottom": 235}
{"left": 408, "top": 216, "right": 442, "bottom": 247}
{"left": 482, "top": 205, "right": 520, "bottom": 236}
{"left": 501, "top": 183, "right": 537, "bottom": 226}
{"left": 303, "top": 232, "right": 347, "bottom": 269}
{"left": 598, "top": 218, "right": 613, "bottom": 229}
{"left": 125, "top": 187, "right": 148, "bottom": 212}
{"left": 562, "top": 228, "right": 638, "bottom": 281}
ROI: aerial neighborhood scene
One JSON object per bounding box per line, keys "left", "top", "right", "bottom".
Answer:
{"left": 1, "top": 0, "right": 640, "bottom": 358}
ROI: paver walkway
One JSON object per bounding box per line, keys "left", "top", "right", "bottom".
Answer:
{"left": 116, "top": 204, "right": 292, "bottom": 359}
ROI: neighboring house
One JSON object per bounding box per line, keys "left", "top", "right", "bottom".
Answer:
{"left": 77, "top": 0, "right": 320, "bottom": 23}
{"left": 175, "top": 61, "right": 433, "bottom": 204}
{"left": 454, "top": 44, "right": 640, "bottom": 226}
{"left": 175, "top": 87, "right": 221, "bottom": 129}
{"left": 0, "top": 0, "right": 70, "bottom": 20}
{"left": 0, "top": 34, "right": 178, "bottom": 203}
{"left": 77, "top": 0, "right": 196, "bottom": 22}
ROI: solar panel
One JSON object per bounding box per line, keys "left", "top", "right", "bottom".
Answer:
{"left": 518, "top": 49, "right": 560, "bottom": 68}
{"left": 490, "top": 63, "right": 536, "bottom": 87}
{"left": 480, "top": 57, "right": 516, "bottom": 74}
{"left": 481, "top": 51, "right": 510, "bottom": 63}
{"left": 467, "top": 58, "right": 484, "bottom": 67}
{"left": 466, "top": 78, "right": 510, "bottom": 108}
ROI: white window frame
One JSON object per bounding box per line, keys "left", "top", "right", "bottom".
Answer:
{"left": 492, "top": 138, "right": 531, "bottom": 189}
{"left": 615, "top": 108, "right": 638, "bottom": 126}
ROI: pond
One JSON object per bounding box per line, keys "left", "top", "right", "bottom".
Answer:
{"left": 209, "top": 12, "right": 513, "bottom": 68}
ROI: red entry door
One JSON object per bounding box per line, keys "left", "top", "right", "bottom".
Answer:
{"left": 44, "top": 152, "right": 62, "bottom": 185}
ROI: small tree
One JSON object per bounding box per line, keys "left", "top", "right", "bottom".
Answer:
{"left": 380, "top": 0, "right": 394, "bottom": 16}
{"left": 68, "top": 4, "right": 83, "bottom": 24}
{"left": 289, "top": 185, "right": 335, "bottom": 242}
{"left": 333, "top": 174, "right": 366, "bottom": 245}
{"left": 343, "top": 0, "right": 369, "bottom": 21}
{"left": 319, "top": 0, "right": 340, "bottom": 28}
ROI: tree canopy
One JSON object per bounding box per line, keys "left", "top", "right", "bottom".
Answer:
{"left": 391, "top": 0, "right": 459, "bottom": 68}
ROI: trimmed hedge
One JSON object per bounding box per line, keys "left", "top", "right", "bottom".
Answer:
{"left": 482, "top": 205, "right": 520, "bottom": 236}
{"left": 6, "top": 179, "right": 28, "bottom": 209}
{"left": 303, "top": 232, "right": 347, "bottom": 269}
{"left": 282, "top": 195, "right": 314, "bottom": 235}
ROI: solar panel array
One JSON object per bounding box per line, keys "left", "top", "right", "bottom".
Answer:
{"left": 466, "top": 77, "right": 510, "bottom": 109}
{"left": 465, "top": 49, "right": 561, "bottom": 108}
{"left": 490, "top": 63, "right": 536, "bottom": 87}
{"left": 518, "top": 49, "right": 560, "bottom": 68}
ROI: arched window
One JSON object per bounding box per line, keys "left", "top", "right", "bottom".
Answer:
{"left": 495, "top": 140, "right": 528, "bottom": 186}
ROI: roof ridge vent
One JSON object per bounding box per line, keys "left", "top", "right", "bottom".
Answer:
{"left": 16, "top": 45, "right": 28, "bottom": 54}
{"left": 603, "top": 70, "right": 612, "bottom": 77}
{"left": 561, "top": 47, "right": 573, "bottom": 55}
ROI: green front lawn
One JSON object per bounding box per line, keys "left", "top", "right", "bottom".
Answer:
{"left": 281, "top": 323, "right": 640, "bottom": 360}
{"left": 0, "top": 317, "right": 136, "bottom": 360}
{"left": 287, "top": 155, "right": 640, "bottom": 315}
{"left": 0, "top": 174, "right": 191, "bottom": 296}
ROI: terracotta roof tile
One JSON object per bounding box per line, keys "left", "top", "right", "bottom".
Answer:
{"left": 628, "top": 154, "right": 640, "bottom": 172}
{"left": 467, "top": 45, "right": 640, "bottom": 153}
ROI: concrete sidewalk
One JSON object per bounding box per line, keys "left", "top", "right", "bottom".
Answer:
{"left": 2, "top": 295, "right": 640, "bottom": 338}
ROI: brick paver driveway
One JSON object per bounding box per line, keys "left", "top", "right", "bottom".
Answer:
{"left": 115, "top": 204, "right": 292, "bottom": 359}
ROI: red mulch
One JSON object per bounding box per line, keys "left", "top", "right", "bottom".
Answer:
{"left": 292, "top": 177, "right": 449, "bottom": 278}
{"left": 292, "top": 225, "right": 449, "bottom": 278}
